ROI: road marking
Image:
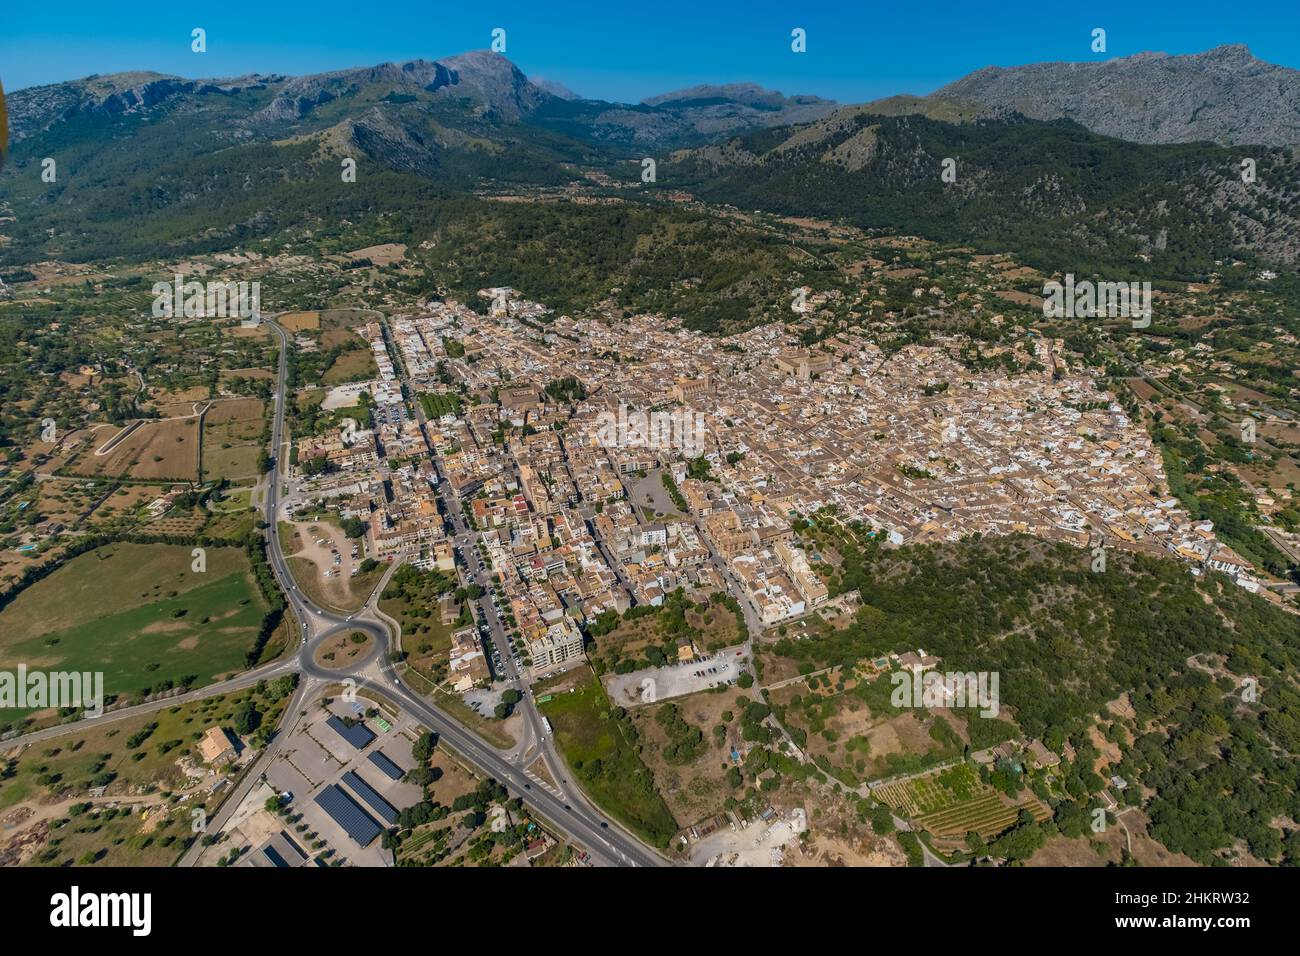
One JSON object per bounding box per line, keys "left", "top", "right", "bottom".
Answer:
{"left": 524, "top": 770, "right": 564, "bottom": 799}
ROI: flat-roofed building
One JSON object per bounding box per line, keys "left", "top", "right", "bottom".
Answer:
{"left": 527, "top": 617, "right": 585, "bottom": 669}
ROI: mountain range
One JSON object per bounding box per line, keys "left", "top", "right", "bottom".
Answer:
{"left": 2, "top": 45, "right": 1298, "bottom": 279}
{"left": 928, "top": 44, "right": 1300, "bottom": 147}
{"left": 0, "top": 79, "right": 7, "bottom": 168}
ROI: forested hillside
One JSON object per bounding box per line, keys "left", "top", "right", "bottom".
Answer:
{"left": 770, "top": 531, "right": 1300, "bottom": 864}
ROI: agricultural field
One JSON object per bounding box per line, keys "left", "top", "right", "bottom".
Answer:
{"left": 0, "top": 677, "right": 297, "bottom": 866}
{"left": 319, "top": 308, "right": 378, "bottom": 331}
{"left": 200, "top": 398, "right": 267, "bottom": 482}
{"left": 277, "top": 311, "right": 322, "bottom": 333}
{"left": 144, "top": 386, "right": 211, "bottom": 417}
{"left": 146, "top": 506, "right": 208, "bottom": 537}
{"left": 204, "top": 507, "right": 257, "bottom": 543}
{"left": 59, "top": 417, "right": 202, "bottom": 482}
{"left": 84, "top": 483, "right": 168, "bottom": 529}
{"left": 418, "top": 392, "right": 463, "bottom": 420}
{"left": 538, "top": 670, "right": 678, "bottom": 847}
{"left": 0, "top": 542, "right": 271, "bottom": 727}
{"left": 873, "top": 763, "right": 983, "bottom": 816}
{"left": 873, "top": 763, "right": 1052, "bottom": 842}
{"left": 917, "top": 792, "right": 1052, "bottom": 841}
{"left": 344, "top": 243, "right": 407, "bottom": 266}
{"left": 320, "top": 348, "right": 377, "bottom": 386}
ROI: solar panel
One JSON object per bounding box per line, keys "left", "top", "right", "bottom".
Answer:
{"left": 326, "top": 714, "right": 376, "bottom": 750}
{"left": 368, "top": 750, "right": 404, "bottom": 781}
{"left": 342, "top": 770, "right": 400, "bottom": 825}
{"left": 277, "top": 830, "right": 308, "bottom": 862}
{"left": 263, "top": 846, "right": 289, "bottom": 868}
{"left": 313, "top": 784, "right": 383, "bottom": 846}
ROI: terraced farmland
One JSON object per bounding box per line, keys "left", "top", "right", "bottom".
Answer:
{"left": 918, "top": 792, "right": 1051, "bottom": 839}
{"left": 873, "top": 762, "right": 979, "bottom": 816}
{"left": 873, "top": 762, "right": 1051, "bottom": 839}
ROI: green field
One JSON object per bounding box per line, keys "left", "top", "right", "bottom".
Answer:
{"left": 320, "top": 348, "right": 377, "bottom": 385}
{"left": 0, "top": 542, "right": 270, "bottom": 722}
{"left": 418, "top": 391, "right": 463, "bottom": 420}
{"left": 540, "top": 674, "right": 678, "bottom": 847}
{"left": 216, "top": 487, "right": 253, "bottom": 510}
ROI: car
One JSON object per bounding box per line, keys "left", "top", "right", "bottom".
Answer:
{"left": 600, "top": 822, "right": 608, "bottom": 829}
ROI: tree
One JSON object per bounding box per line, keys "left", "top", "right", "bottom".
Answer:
{"left": 412, "top": 731, "right": 435, "bottom": 763}
{"left": 233, "top": 704, "right": 261, "bottom": 735}
{"left": 871, "top": 805, "right": 895, "bottom": 835}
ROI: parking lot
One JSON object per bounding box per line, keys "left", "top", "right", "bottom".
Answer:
{"left": 604, "top": 645, "right": 747, "bottom": 708}
{"left": 216, "top": 690, "right": 425, "bottom": 867}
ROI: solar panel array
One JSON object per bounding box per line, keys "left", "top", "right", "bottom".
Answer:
{"left": 342, "top": 770, "right": 400, "bottom": 825}
{"left": 326, "top": 714, "right": 377, "bottom": 750}
{"left": 313, "top": 784, "right": 382, "bottom": 846}
{"left": 368, "top": 749, "right": 404, "bottom": 781}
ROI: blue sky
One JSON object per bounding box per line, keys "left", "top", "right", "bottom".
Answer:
{"left": 2, "top": 0, "right": 1298, "bottom": 103}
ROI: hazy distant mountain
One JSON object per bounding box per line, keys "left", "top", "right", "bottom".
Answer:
{"left": 0, "top": 78, "right": 8, "bottom": 168}
{"left": 531, "top": 77, "right": 581, "bottom": 101}
{"left": 639, "top": 82, "right": 837, "bottom": 136}
{"left": 6, "top": 50, "right": 549, "bottom": 143}
{"left": 527, "top": 81, "right": 837, "bottom": 148}
{"left": 6, "top": 54, "right": 836, "bottom": 154}
{"left": 930, "top": 44, "right": 1300, "bottom": 146}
